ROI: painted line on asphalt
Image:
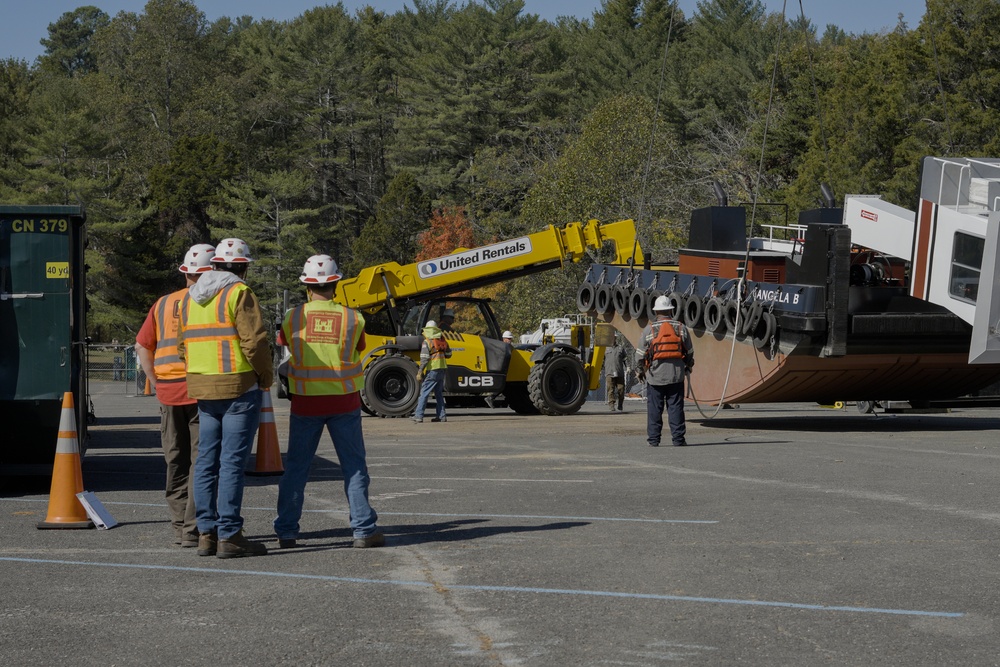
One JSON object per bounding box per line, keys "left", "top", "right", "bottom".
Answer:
{"left": 0, "top": 556, "right": 963, "bottom": 618}
{"left": 315, "top": 475, "right": 594, "bottom": 483}
{"left": 1, "top": 498, "right": 716, "bottom": 524}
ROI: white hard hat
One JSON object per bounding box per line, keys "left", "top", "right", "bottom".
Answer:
{"left": 502, "top": 331, "right": 513, "bottom": 339}
{"left": 300, "top": 254, "right": 342, "bottom": 284}
{"left": 652, "top": 295, "right": 674, "bottom": 312}
{"left": 179, "top": 244, "right": 216, "bottom": 274}
{"left": 425, "top": 320, "right": 437, "bottom": 328}
{"left": 212, "top": 238, "right": 253, "bottom": 263}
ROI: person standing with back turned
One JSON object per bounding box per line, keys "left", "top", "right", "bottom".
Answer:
{"left": 273, "top": 254, "right": 383, "bottom": 549}
{"left": 179, "top": 238, "right": 273, "bottom": 558}
{"left": 135, "top": 243, "right": 214, "bottom": 548}
{"left": 635, "top": 295, "right": 694, "bottom": 447}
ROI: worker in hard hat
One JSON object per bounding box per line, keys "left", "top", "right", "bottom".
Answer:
{"left": 502, "top": 330, "right": 514, "bottom": 344}
{"left": 413, "top": 319, "right": 451, "bottom": 423}
{"left": 272, "top": 254, "right": 384, "bottom": 549}
{"left": 604, "top": 336, "right": 628, "bottom": 412}
{"left": 135, "top": 243, "right": 214, "bottom": 548}
{"left": 439, "top": 308, "right": 456, "bottom": 332}
{"left": 179, "top": 238, "right": 273, "bottom": 558}
{"left": 635, "top": 295, "right": 694, "bottom": 446}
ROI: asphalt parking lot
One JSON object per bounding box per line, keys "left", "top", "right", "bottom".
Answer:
{"left": 2, "top": 385, "right": 999, "bottom": 666}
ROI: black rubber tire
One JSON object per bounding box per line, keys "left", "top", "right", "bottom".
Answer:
{"left": 362, "top": 353, "right": 420, "bottom": 417}
{"left": 628, "top": 288, "right": 647, "bottom": 320}
{"left": 612, "top": 285, "right": 629, "bottom": 316}
{"left": 723, "top": 300, "right": 740, "bottom": 334}
{"left": 740, "top": 304, "right": 754, "bottom": 335}
{"left": 857, "top": 400, "right": 875, "bottom": 414}
{"left": 667, "top": 291, "right": 685, "bottom": 317}
{"left": 704, "top": 297, "right": 725, "bottom": 332}
{"left": 752, "top": 311, "right": 777, "bottom": 350}
{"left": 645, "top": 290, "right": 663, "bottom": 321}
{"left": 576, "top": 283, "right": 596, "bottom": 312}
{"left": 504, "top": 382, "right": 539, "bottom": 415}
{"left": 527, "top": 350, "right": 589, "bottom": 416}
{"left": 595, "top": 285, "right": 613, "bottom": 314}
{"left": 683, "top": 295, "right": 703, "bottom": 328}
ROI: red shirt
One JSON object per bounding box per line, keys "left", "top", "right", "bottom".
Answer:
{"left": 277, "top": 326, "right": 366, "bottom": 416}
{"left": 136, "top": 305, "right": 195, "bottom": 406}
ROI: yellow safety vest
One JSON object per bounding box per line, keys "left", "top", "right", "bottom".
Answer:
{"left": 181, "top": 283, "right": 254, "bottom": 376}
{"left": 152, "top": 288, "right": 187, "bottom": 381}
{"left": 282, "top": 301, "right": 364, "bottom": 396}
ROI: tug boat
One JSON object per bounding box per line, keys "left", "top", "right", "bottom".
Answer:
{"left": 577, "top": 156, "right": 1000, "bottom": 407}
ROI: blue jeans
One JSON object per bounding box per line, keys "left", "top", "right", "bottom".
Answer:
{"left": 193, "top": 389, "right": 262, "bottom": 539}
{"left": 646, "top": 382, "right": 686, "bottom": 446}
{"left": 414, "top": 368, "right": 446, "bottom": 420}
{"left": 274, "top": 408, "right": 378, "bottom": 539}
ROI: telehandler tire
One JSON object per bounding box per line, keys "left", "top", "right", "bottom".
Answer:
{"left": 527, "top": 350, "right": 589, "bottom": 416}
{"left": 504, "top": 382, "right": 540, "bottom": 415}
{"left": 362, "top": 353, "right": 420, "bottom": 418}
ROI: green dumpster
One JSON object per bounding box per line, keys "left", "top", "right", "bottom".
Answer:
{"left": 0, "top": 206, "right": 88, "bottom": 476}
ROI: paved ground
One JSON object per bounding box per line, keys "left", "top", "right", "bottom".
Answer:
{"left": 2, "top": 383, "right": 999, "bottom": 666}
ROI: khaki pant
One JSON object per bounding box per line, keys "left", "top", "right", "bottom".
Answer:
{"left": 606, "top": 375, "right": 625, "bottom": 411}
{"left": 161, "top": 403, "right": 200, "bottom": 541}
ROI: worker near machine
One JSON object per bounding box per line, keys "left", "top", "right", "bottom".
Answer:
{"left": 178, "top": 238, "right": 273, "bottom": 558}
{"left": 502, "top": 330, "right": 514, "bottom": 344}
{"left": 273, "top": 254, "right": 384, "bottom": 549}
{"left": 135, "top": 243, "right": 215, "bottom": 548}
{"left": 413, "top": 320, "right": 451, "bottom": 423}
{"left": 635, "top": 295, "right": 694, "bottom": 446}
{"left": 605, "top": 338, "right": 627, "bottom": 413}
{"left": 439, "top": 308, "right": 456, "bottom": 332}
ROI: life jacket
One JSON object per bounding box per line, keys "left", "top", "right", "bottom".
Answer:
{"left": 430, "top": 337, "right": 450, "bottom": 356}
{"left": 645, "top": 320, "right": 684, "bottom": 367}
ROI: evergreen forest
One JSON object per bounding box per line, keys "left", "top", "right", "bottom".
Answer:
{"left": 2, "top": 0, "right": 998, "bottom": 340}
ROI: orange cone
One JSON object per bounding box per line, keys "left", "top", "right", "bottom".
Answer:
{"left": 37, "top": 392, "right": 94, "bottom": 529}
{"left": 247, "top": 389, "right": 283, "bottom": 477}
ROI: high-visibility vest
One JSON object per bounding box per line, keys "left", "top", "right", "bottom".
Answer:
{"left": 282, "top": 301, "right": 364, "bottom": 396}
{"left": 151, "top": 288, "right": 187, "bottom": 381}
{"left": 425, "top": 337, "right": 449, "bottom": 371}
{"left": 181, "top": 283, "right": 254, "bottom": 376}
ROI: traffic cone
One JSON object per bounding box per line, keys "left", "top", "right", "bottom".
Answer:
{"left": 247, "top": 389, "right": 283, "bottom": 476}
{"left": 37, "top": 392, "right": 94, "bottom": 529}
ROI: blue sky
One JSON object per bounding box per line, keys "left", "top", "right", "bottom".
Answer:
{"left": 4, "top": 1, "right": 928, "bottom": 64}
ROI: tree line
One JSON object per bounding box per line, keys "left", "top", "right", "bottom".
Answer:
{"left": 1, "top": 0, "right": 997, "bottom": 340}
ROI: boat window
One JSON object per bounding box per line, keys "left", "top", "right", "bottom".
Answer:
{"left": 949, "top": 232, "right": 984, "bottom": 303}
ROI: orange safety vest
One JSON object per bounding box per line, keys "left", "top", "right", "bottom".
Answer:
{"left": 645, "top": 320, "right": 685, "bottom": 367}
{"left": 282, "top": 301, "right": 364, "bottom": 396}
{"left": 151, "top": 288, "right": 187, "bottom": 381}
{"left": 181, "top": 283, "right": 254, "bottom": 376}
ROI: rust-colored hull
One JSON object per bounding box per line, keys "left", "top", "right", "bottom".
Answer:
{"left": 603, "top": 313, "right": 1000, "bottom": 405}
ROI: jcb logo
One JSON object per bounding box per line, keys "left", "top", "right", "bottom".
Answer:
{"left": 458, "top": 376, "right": 494, "bottom": 388}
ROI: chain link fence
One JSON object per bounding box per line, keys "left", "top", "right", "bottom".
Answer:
{"left": 86, "top": 344, "right": 150, "bottom": 396}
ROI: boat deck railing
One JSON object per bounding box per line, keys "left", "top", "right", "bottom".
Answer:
{"left": 932, "top": 157, "right": 1000, "bottom": 211}
{"left": 751, "top": 223, "right": 808, "bottom": 254}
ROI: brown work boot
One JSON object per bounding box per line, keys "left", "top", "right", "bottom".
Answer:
{"left": 197, "top": 531, "right": 217, "bottom": 557}
{"left": 217, "top": 530, "right": 268, "bottom": 559}
{"left": 352, "top": 531, "right": 385, "bottom": 548}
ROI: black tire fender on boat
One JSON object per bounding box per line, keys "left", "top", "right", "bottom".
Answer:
{"left": 683, "top": 294, "right": 703, "bottom": 328}
{"left": 723, "top": 300, "right": 740, "bottom": 334}
{"left": 704, "top": 297, "right": 725, "bottom": 332}
{"left": 646, "top": 290, "right": 664, "bottom": 321}
{"left": 576, "top": 283, "right": 596, "bottom": 312}
{"left": 667, "top": 291, "right": 685, "bottom": 316}
{"left": 613, "top": 285, "right": 630, "bottom": 316}
{"left": 752, "top": 311, "right": 777, "bottom": 350}
{"left": 595, "top": 285, "right": 613, "bottom": 314}
{"left": 628, "top": 288, "right": 647, "bottom": 320}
